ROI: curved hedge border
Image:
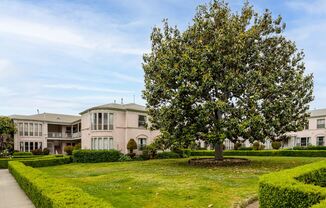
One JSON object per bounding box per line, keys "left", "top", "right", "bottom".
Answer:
{"left": 259, "top": 160, "right": 326, "bottom": 208}
{"left": 190, "top": 150, "right": 326, "bottom": 157}
{"left": 8, "top": 161, "right": 113, "bottom": 208}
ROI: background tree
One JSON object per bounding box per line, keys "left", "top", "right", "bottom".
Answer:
{"left": 0, "top": 116, "right": 16, "bottom": 154}
{"left": 143, "top": 0, "right": 313, "bottom": 160}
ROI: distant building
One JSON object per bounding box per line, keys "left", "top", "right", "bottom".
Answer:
{"left": 11, "top": 103, "right": 159, "bottom": 154}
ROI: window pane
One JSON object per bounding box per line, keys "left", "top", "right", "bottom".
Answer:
{"left": 317, "top": 137, "right": 324, "bottom": 146}
{"left": 109, "top": 138, "right": 113, "bottom": 149}
{"left": 138, "top": 115, "right": 147, "bottom": 128}
{"left": 19, "top": 123, "right": 23, "bottom": 136}
{"left": 98, "top": 137, "right": 102, "bottom": 149}
{"left": 94, "top": 138, "right": 98, "bottom": 150}
{"left": 103, "top": 138, "right": 108, "bottom": 149}
{"left": 30, "top": 142, "right": 34, "bottom": 151}
{"left": 109, "top": 113, "right": 113, "bottom": 130}
{"left": 39, "top": 142, "right": 42, "bottom": 149}
{"left": 93, "top": 113, "right": 97, "bottom": 130}
{"left": 35, "top": 124, "right": 38, "bottom": 136}
{"left": 24, "top": 123, "right": 28, "bottom": 136}
{"left": 25, "top": 142, "right": 29, "bottom": 152}
{"left": 317, "top": 119, "right": 325, "bottom": 129}
{"left": 35, "top": 142, "right": 38, "bottom": 149}
{"left": 103, "top": 113, "right": 108, "bottom": 130}
{"left": 39, "top": 124, "right": 42, "bottom": 136}
{"left": 98, "top": 113, "right": 102, "bottom": 130}
{"left": 29, "top": 123, "right": 33, "bottom": 136}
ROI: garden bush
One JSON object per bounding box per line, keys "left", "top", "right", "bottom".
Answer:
{"left": 8, "top": 161, "right": 113, "bottom": 208}
{"left": 271, "top": 141, "right": 281, "bottom": 150}
{"left": 118, "top": 155, "right": 132, "bottom": 162}
{"left": 0, "top": 155, "right": 68, "bottom": 169}
{"left": 21, "top": 156, "right": 72, "bottom": 167}
{"left": 156, "top": 151, "right": 181, "bottom": 159}
{"left": 238, "top": 146, "right": 253, "bottom": 150}
{"left": 190, "top": 150, "right": 326, "bottom": 157}
{"left": 43, "top": 148, "right": 50, "bottom": 155}
{"left": 64, "top": 146, "right": 74, "bottom": 155}
{"left": 32, "top": 149, "right": 43, "bottom": 155}
{"left": 73, "top": 149, "right": 122, "bottom": 163}
{"left": 259, "top": 160, "right": 326, "bottom": 208}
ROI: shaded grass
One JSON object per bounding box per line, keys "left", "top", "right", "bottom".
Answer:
{"left": 38, "top": 156, "right": 325, "bottom": 208}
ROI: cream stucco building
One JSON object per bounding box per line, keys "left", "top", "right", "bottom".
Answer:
{"left": 11, "top": 103, "right": 160, "bottom": 154}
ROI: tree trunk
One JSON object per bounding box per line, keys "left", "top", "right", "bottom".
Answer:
{"left": 214, "top": 142, "right": 224, "bottom": 160}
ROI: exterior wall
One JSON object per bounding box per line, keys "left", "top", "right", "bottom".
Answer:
{"left": 81, "top": 109, "right": 160, "bottom": 154}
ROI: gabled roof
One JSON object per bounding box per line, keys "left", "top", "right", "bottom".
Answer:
{"left": 309, "top": 108, "right": 326, "bottom": 118}
{"left": 80, "top": 103, "right": 146, "bottom": 114}
{"left": 10, "top": 113, "right": 81, "bottom": 124}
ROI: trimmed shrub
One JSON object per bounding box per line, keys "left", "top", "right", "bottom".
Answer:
{"left": 238, "top": 146, "right": 253, "bottom": 150}
{"left": 21, "top": 156, "right": 72, "bottom": 167}
{"left": 64, "top": 146, "right": 74, "bottom": 155}
{"left": 259, "top": 160, "right": 326, "bottom": 208}
{"left": 127, "top": 139, "right": 137, "bottom": 153}
{"left": 74, "top": 143, "right": 81, "bottom": 150}
{"left": 73, "top": 149, "right": 122, "bottom": 163}
{"left": 271, "top": 141, "right": 281, "bottom": 150}
{"left": 156, "top": 151, "right": 180, "bottom": 159}
{"left": 32, "top": 149, "right": 43, "bottom": 155}
{"left": 253, "top": 142, "right": 260, "bottom": 150}
{"left": 0, "top": 155, "right": 68, "bottom": 169}
{"left": 8, "top": 161, "right": 113, "bottom": 208}
{"left": 43, "top": 148, "right": 50, "bottom": 155}
{"left": 190, "top": 150, "right": 326, "bottom": 157}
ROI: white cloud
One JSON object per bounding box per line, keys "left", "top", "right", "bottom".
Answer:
{"left": 44, "top": 84, "right": 134, "bottom": 94}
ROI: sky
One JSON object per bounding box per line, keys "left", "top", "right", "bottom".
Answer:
{"left": 0, "top": 0, "right": 325, "bottom": 115}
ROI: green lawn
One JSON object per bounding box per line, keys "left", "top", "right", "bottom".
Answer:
{"left": 37, "top": 157, "right": 325, "bottom": 208}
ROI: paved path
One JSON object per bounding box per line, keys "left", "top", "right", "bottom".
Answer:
{"left": 246, "top": 200, "right": 259, "bottom": 208}
{"left": 0, "top": 169, "right": 35, "bottom": 208}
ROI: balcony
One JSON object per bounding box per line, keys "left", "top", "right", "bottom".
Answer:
{"left": 48, "top": 132, "right": 81, "bottom": 139}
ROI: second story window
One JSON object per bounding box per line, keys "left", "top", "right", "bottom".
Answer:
{"left": 317, "top": 119, "right": 325, "bottom": 129}
{"left": 19, "top": 122, "right": 42, "bottom": 137}
{"left": 91, "top": 112, "right": 114, "bottom": 131}
{"left": 138, "top": 115, "right": 147, "bottom": 128}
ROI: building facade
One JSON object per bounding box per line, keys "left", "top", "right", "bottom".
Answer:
{"left": 11, "top": 103, "right": 160, "bottom": 154}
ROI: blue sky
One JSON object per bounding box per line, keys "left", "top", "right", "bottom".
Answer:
{"left": 0, "top": 0, "right": 325, "bottom": 115}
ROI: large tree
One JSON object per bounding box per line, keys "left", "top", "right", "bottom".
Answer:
{"left": 0, "top": 116, "right": 16, "bottom": 153}
{"left": 143, "top": 1, "right": 313, "bottom": 160}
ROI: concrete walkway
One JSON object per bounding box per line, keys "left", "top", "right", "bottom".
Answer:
{"left": 0, "top": 169, "right": 35, "bottom": 208}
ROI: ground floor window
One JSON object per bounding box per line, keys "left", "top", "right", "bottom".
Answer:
{"left": 138, "top": 138, "right": 147, "bottom": 150}
{"left": 299, "top": 137, "right": 310, "bottom": 147}
{"left": 317, "top": 136, "right": 325, "bottom": 146}
{"left": 20, "top": 141, "right": 43, "bottom": 152}
{"left": 91, "top": 137, "right": 113, "bottom": 150}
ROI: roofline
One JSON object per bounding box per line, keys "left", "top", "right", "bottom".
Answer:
{"left": 11, "top": 118, "right": 81, "bottom": 124}
{"left": 79, "top": 107, "right": 147, "bottom": 115}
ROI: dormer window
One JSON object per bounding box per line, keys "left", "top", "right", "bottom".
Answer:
{"left": 317, "top": 119, "right": 325, "bottom": 129}
{"left": 138, "top": 115, "right": 147, "bottom": 128}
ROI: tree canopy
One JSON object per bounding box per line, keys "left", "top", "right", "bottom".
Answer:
{"left": 143, "top": 0, "right": 313, "bottom": 160}
{"left": 0, "top": 116, "right": 16, "bottom": 153}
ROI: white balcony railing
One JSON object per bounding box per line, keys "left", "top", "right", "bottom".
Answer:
{"left": 48, "top": 132, "right": 62, "bottom": 138}
{"left": 48, "top": 132, "right": 81, "bottom": 139}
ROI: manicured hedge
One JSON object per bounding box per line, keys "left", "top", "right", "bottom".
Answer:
{"left": 293, "top": 146, "right": 326, "bottom": 150}
{"left": 0, "top": 155, "right": 70, "bottom": 169}
{"left": 8, "top": 161, "right": 113, "bottom": 208}
{"left": 190, "top": 150, "right": 326, "bottom": 157}
{"left": 156, "top": 151, "right": 181, "bottom": 159}
{"left": 13, "top": 151, "right": 33, "bottom": 156}
{"left": 73, "top": 149, "right": 122, "bottom": 163}
{"left": 259, "top": 160, "right": 326, "bottom": 208}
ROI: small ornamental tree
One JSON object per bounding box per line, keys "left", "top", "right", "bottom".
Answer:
{"left": 127, "top": 139, "right": 137, "bottom": 154}
{"left": 143, "top": 1, "right": 313, "bottom": 160}
{"left": 64, "top": 146, "right": 74, "bottom": 155}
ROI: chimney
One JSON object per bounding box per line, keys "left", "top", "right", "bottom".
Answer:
{"left": 121, "top": 98, "right": 123, "bottom": 104}
{"left": 37, "top": 109, "right": 40, "bottom": 114}
{"left": 114, "top": 100, "right": 116, "bottom": 104}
